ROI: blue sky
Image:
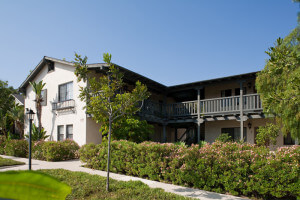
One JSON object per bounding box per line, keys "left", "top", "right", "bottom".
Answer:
{"left": 0, "top": 0, "right": 298, "bottom": 88}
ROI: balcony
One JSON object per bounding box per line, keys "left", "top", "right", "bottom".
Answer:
{"left": 140, "top": 94, "right": 262, "bottom": 119}
{"left": 52, "top": 99, "right": 75, "bottom": 111}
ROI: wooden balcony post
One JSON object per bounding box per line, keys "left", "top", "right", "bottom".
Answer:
{"left": 162, "top": 122, "right": 167, "bottom": 143}
{"left": 239, "top": 81, "right": 245, "bottom": 141}
{"left": 196, "top": 87, "right": 203, "bottom": 143}
{"left": 175, "top": 128, "right": 178, "bottom": 142}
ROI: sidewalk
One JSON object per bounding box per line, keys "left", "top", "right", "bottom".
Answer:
{"left": 0, "top": 155, "right": 248, "bottom": 200}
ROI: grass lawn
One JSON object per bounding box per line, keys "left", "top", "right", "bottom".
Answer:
{"left": 0, "top": 156, "right": 24, "bottom": 167}
{"left": 40, "top": 169, "right": 192, "bottom": 200}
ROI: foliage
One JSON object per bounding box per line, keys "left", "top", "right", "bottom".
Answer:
{"left": 42, "top": 169, "right": 192, "bottom": 200}
{"left": 0, "top": 136, "right": 6, "bottom": 154}
{"left": 80, "top": 140, "right": 300, "bottom": 199}
{"left": 74, "top": 52, "right": 150, "bottom": 191}
{"left": 256, "top": 27, "right": 300, "bottom": 140}
{"left": 0, "top": 139, "right": 79, "bottom": 161}
{"left": 7, "top": 103, "right": 24, "bottom": 138}
{"left": 255, "top": 123, "right": 280, "bottom": 146}
{"left": 0, "top": 171, "right": 71, "bottom": 200}
{"left": 215, "top": 133, "right": 233, "bottom": 142}
{"left": 32, "top": 140, "right": 80, "bottom": 161}
{"left": 0, "top": 156, "right": 24, "bottom": 167}
{"left": 4, "top": 139, "right": 28, "bottom": 157}
{"left": 29, "top": 80, "right": 46, "bottom": 133}
{"left": 25, "top": 123, "right": 49, "bottom": 141}
{"left": 0, "top": 80, "right": 15, "bottom": 135}
{"left": 101, "top": 116, "right": 153, "bottom": 143}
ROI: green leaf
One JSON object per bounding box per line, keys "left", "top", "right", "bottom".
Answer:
{"left": 0, "top": 171, "right": 71, "bottom": 200}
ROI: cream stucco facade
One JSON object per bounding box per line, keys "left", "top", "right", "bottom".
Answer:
{"left": 21, "top": 56, "right": 297, "bottom": 148}
{"left": 23, "top": 59, "right": 101, "bottom": 146}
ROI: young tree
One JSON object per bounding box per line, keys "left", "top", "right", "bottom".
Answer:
{"left": 74, "top": 53, "right": 150, "bottom": 191}
{"left": 256, "top": 28, "right": 300, "bottom": 140}
{"left": 29, "top": 81, "right": 46, "bottom": 133}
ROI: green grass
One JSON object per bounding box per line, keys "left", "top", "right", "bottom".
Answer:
{"left": 0, "top": 156, "right": 24, "bottom": 167}
{"left": 40, "top": 169, "right": 193, "bottom": 200}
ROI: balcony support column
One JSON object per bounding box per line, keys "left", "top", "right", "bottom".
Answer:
{"left": 175, "top": 128, "right": 178, "bottom": 142}
{"left": 196, "top": 87, "right": 203, "bottom": 143}
{"left": 239, "top": 81, "right": 245, "bottom": 141}
{"left": 162, "top": 122, "right": 167, "bottom": 143}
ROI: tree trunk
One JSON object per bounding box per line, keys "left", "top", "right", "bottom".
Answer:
{"left": 36, "top": 101, "right": 42, "bottom": 133}
{"left": 106, "top": 116, "right": 112, "bottom": 191}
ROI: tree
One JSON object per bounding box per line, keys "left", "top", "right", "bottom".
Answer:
{"left": 256, "top": 28, "right": 300, "bottom": 140}
{"left": 100, "top": 116, "right": 153, "bottom": 143}
{"left": 8, "top": 103, "right": 25, "bottom": 138}
{"left": 29, "top": 81, "right": 46, "bottom": 133}
{"left": 74, "top": 53, "right": 150, "bottom": 191}
{"left": 0, "top": 80, "right": 16, "bottom": 136}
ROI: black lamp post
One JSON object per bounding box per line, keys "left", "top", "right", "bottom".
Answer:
{"left": 26, "top": 108, "right": 35, "bottom": 170}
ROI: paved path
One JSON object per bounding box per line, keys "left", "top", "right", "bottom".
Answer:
{"left": 0, "top": 155, "right": 248, "bottom": 200}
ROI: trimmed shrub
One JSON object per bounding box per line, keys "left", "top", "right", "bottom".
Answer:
{"left": 0, "top": 135, "right": 6, "bottom": 154}
{"left": 80, "top": 140, "right": 300, "bottom": 199}
{"left": 34, "top": 140, "right": 80, "bottom": 161}
{"left": 5, "top": 139, "right": 28, "bottom": 157}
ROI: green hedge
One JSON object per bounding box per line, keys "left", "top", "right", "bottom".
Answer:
{"left": 5, "top": 139, "right": 28, "bottom": 157}
{"left": 0, "top": 138, "right": 79, "bottom": 161}
{"left": 79, "top": 140, "right": 300, "bottom": 199}
{"left": 33, "top": 140, "right": 80, "bottom": 161}
{"left": 0, "top": 136, "right": 6, "bottom": 155}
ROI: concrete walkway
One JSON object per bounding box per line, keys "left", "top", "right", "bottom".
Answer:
{"left": 0, "top": 155, "right": 248, "bottom": 200}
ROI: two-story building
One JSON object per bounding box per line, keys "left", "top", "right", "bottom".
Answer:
{"left": 19, "top": 56, "right": 297, "bottom": 147}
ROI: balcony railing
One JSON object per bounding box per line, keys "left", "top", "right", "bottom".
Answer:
{"left": 52, "top": 99, "right": 75, "bottom": 111}
{"left": 140, "top": 94, "right": 262, "bottom": 118}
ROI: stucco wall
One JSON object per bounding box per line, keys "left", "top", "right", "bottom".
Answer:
{"left": 86, "top": 117, "right": 102, "bottom": 144}
{"left": 205, "top": 79, "right": 256, "bottom": 99}
{"left": 24, "top": 62, "right": 87, "bottom": 146}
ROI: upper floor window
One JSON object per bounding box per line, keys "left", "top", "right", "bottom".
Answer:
{"left": 59, "top": 82, "right": 73, "bottom": 102}
{"left": 47, "top": 61, "right": 55, "bottom": 72}
{"left": 235, "top": 87, "right": 247, "bottom": 96}
{"left": 41, "top": 89, "right": 47, "bottom": 106}
{"left": 221, "top": 89, "right": 232, "bottom": 97}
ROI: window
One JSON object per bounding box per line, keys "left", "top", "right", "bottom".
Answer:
{"left": 57, "top": 125, "right": 64, "bottom": 141}
{"left": 221, "top": 89, "right": 232, "bottom": 97}
{"left": 66, "top": 125, "right": 73, "bottom": 140}
{"left": 234, "top": 87, "right": 247, "bottom": 96}
{"left": 284, "top": 133, "right": 295, "bottom": 145}
{"left": 41, "top": 89, "right": 47, "bottom": 106}
{"left": 48, "top": 61, "right": 54, "bottom": 72}
{"left": 221, "top": 127, "right": 247, "bottom": 142}
{"left": 59, "top": 82, "right": 73, "bottom": 102}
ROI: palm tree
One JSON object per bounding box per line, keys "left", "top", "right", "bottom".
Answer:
{"left": 29, "top": 81, "right": 46, "bottom": 133}
{"left": 8, "top": 104, "right": 24, "bottom": 138}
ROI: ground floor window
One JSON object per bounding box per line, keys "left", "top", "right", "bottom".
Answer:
{"left": 284, "top": 133, "right": 295, "bottom": 145}
{"left": 221, "top": 127, "right": 247, "bottom": 141}
{"left": 66, "top": 125, "right": 73, "bottom": 140}
{"left": 57, "top": 125, "right": 64, "bottom": 141}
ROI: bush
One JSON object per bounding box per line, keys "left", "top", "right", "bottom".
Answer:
{"left": 80, "top": 140, "right": 300, "bottom": 199}
{"left": 34, "top": 140, "right": 80, "bottom": 161}
{"left": 216, "top": 133, "right": 232, "bottom": 142}
{"left": 0, "top": 135, "right": 6, "bottom": 154}
{"left": 5, "top": 139, "right": 28, "bottom": 157}
{"left": 1, "top": 138, "right": 79, "bottom": 161}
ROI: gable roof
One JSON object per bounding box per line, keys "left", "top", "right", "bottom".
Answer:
{"left": 11, "top": 94, "right": 24, "bottom": 105}
{"left": 19, "top": 56, "right": 259, "bottom": 94}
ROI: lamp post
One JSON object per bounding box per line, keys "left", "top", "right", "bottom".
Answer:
{"left": 26, "top": 108, "right": 35, "bottom": 170}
